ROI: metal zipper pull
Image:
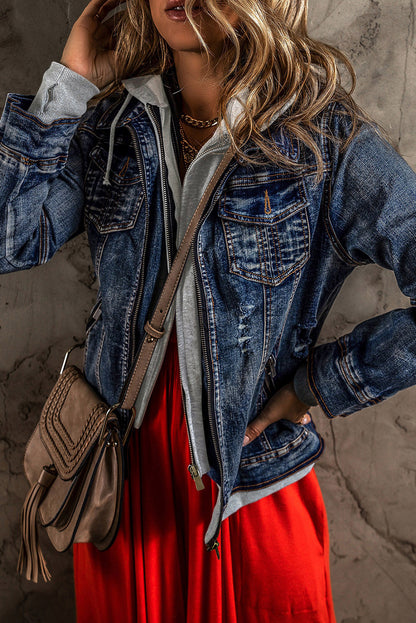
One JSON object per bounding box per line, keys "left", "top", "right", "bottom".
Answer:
{"left": 267, "top": 353, "right": 277, "bottom": 379}
{"left": 178, "top": 369, "right": 205, "bottom": 492}
{"left": 208, "top": 540, "right": 220, "bottom": 560}
{"left": 188, "top": 464, "right": 205, "bottom": 491}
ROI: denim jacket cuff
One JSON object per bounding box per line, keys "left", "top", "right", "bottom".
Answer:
{"left": 292, "top": 362, "right": 318, "bottom": 406}
{"left": 0, "top": 63, "right": 99, "bottom": 161}
{"left": 306, "top": 339, "right": 374, "bottom": 418}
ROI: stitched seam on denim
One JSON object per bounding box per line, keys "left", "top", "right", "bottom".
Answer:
{"left": 240, "top": 429, "right": 308, "bottom": 466}
{"left": 229, "top": 246, "right": 308, "bottom": 285}
{"left": 95, "top": 100, "right": 145, "bottom": 130}
{"left": 225, "top": 167, "right": 318, "bottom": 187}
{"left": 221, "top": 220, "right": 234, "bottom": 275}
{"left": 261, "top": 429, "right": 273, "bottom": 451}
{"left": 119, "top": 156, "right": 130, "bottom": 177}
{"left": 269, "top": 224, "right": 280, "bottom": 275}
{"left": 38, "top": 211, "right": 44, "bottom": 265}
{"left": 321, "top": 107, "right": 332, "bottom": 165}
{"left": 337, "top": 336, "right": 366, "bottom": 403}
{"left": 255, "top": 224, "right": 267, "bottom": 282}
{"left": 308, "top": 349, "right": 336, "bottom": 418}
{"left": 9, "top": 103, "right": 79, "bottom": 127}
{"left": 94, "top": 234, "right": 108, "bottom": 286}
{"left": 257, "top": 286, "right": 270, "bottom": 382}
{"left": 302, "top": 203, "right": 311, "bottom": 263}
{"left": 85, "top": 192, "right": 144, "bottom": 234}
{"left": 83, "top": 299, "right": 102, "bottom": 373}
{"left": 90, "top": 147, "right": 142, "bottom": 185}
{"left": 272, "top": 220, "right": 283, "bottom": 273}
{"left": 323, "top": 202, "right": 365, "bottom": 267}
{"left": 224, "top": 217, "right": 308, "bottom": 285}
{"left": 43, "top": 211, "right": 49, "bottom": 263}
{"left": 342, "top": 338, "right": 382, "bottom": 404}
{"left": 223, "top": 219, "right": 237, "bottom": 270}
{"left": 259, "top": 284, "right": 273, "bottom": 377}
{"left": 300, "top": 209, "right": 309, "bottom": 257}
{"left": 39, "top": 208, "right": 48, "bottom": 264}
{"left": 199, "top": 250, "right": 228, "bottom": 489}
{"left": 339, "top": 335, "right": 378, "bottom": 405}
{"left": 222, "top": 197, "right": 310, "bottom": 285}
{"left": 84, "top": 150, "right": 144, "bottom": 233}
{"left": 233, "top": 436, "right": 324, "bottom": 492}
{"left": 219, "top": 179, "right": 311, "bottom": 224}
{"left": 121, "top": 219, "right": 147, "bottom": 384}
{"left": 95, "top": 328, "right": 106, "bottom": 396}
{"left": 321, "top": 115, "right": 368, "bottom": 268}
{"left": 0, "top": 143, "right": 68, "bottom": 166}
{"left": 219, "top": 197, "right": 305, "bottom": 224}
{"left": 201, "top": 255, "right": 220, "bottom": 363}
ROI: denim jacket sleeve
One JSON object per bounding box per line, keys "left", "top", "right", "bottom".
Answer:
{"left": 306, "top": 107, "right": 416, "bottom": 417}
{"left": 0, "top": 62, "right": 99, "bottom": 273}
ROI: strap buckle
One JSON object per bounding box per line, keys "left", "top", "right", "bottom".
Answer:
{"left": 144, "top": 320, "right": 164, "bottom": 342}
{"left": 98, "top": 403, "right": 121, "bottom": 446}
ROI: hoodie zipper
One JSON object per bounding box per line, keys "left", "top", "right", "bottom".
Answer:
{"left": 144, "top": 103, "right": 206, "bottom": 492}
{"left": 127, "top": 124, "right": 149, "bottom": 366}
{"left": 189, "top": 157, "right": 237, "bottom": 555}
{"left": 189, "top": 155, "right": 240, "bottom": 554}
{"left": 192, "top": 228, "right": 225, "bottom": 555}
{"left": 179, "top": 377, "right": 205, "bottom": 491}
{"left": 145, "top": 104, "right": 173, "bottom": 269}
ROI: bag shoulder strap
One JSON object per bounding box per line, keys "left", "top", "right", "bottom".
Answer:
{"left": 119, "top": 145, "right": 235, "bottom": 418}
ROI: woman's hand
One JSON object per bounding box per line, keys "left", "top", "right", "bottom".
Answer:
{"left": 243, "top": 381, "right": 311, "bottom": 447}
{"left": 60, "top": 0, "right": 125, "bottom": 89}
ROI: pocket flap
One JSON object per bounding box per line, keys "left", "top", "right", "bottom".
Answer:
{"left": 39, "top": 366, "right": 112, "bottom": 480}
{"left": 218, "top": 175, "right": 307, "bottom": 225}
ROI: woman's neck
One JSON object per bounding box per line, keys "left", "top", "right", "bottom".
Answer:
{"left": 173, "top": 50, "right": 222, "bottom": 120}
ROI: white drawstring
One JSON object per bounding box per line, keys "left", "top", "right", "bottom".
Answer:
{"left": 103, "top": 93, "right": 133, "bottom": 186}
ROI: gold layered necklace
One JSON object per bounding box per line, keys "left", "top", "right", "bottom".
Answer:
{"left": 180, "top": 112, "right": 219, "bottom": 129}
{"left": 178, "top": 112, "right": 219, "bottom": 170}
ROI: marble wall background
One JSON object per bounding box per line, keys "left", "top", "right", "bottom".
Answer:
{"left": 0, "top": 1, "right": 415, "bottom": 621}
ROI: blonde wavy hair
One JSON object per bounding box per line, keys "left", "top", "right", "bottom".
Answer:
{"left": 92, "top": 0, "right": 371, "bottom": 180}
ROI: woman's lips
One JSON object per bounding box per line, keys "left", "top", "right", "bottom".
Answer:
{"left": 165, "top": 6, "right": 202, "bottom": 21}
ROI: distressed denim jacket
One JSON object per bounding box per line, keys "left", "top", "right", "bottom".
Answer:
{"left": 1, "top": 63, "right": 416, "bottom": 549}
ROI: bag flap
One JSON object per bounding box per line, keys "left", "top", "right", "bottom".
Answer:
{"left": 39, "top": 365, "right": 113, "bottom": 480}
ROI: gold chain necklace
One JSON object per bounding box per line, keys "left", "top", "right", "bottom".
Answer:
{"left": 180, "top": 112, "right": 218, "bottom": 128}
{"left": 178, "top": 117, "right": 218, "bottom": 170}
{"left": 179, "top": 122, "right": 199, "bottom": 169}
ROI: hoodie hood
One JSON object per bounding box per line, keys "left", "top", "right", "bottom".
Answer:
{"left": 122, "top": 72, "right": 295, "bottom": 133}
{"left": 102, "top": 72, "right": 295, "bottom": 186}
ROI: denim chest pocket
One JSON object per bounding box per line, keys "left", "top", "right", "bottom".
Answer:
{"left": 84, "top": 142, "right": 145, "bottom": 234}
{"left": 217, "top": 174, "right": 310, "bottom": 285}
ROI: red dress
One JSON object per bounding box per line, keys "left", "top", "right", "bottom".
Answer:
{"left": 73, "top": 324, "right": 336, "bottom": 622}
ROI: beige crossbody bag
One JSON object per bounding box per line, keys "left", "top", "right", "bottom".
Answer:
{"left": 17, "top": 146, "right": 234, "bottom": 582}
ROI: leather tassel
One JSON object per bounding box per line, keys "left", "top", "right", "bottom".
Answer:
{"left": 17, "top": 467, "right": 57, "bottom": 583}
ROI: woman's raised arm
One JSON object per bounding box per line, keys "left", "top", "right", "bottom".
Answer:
{"left": 0, "top": 0, "right": 124, "bottom": 274}
{"left": 60, "top": 0, "right": 124, "bottom": 88}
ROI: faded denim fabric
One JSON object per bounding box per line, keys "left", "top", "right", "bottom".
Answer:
{"left": 1, "top": 70, "right": 416, "bottom": 548}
